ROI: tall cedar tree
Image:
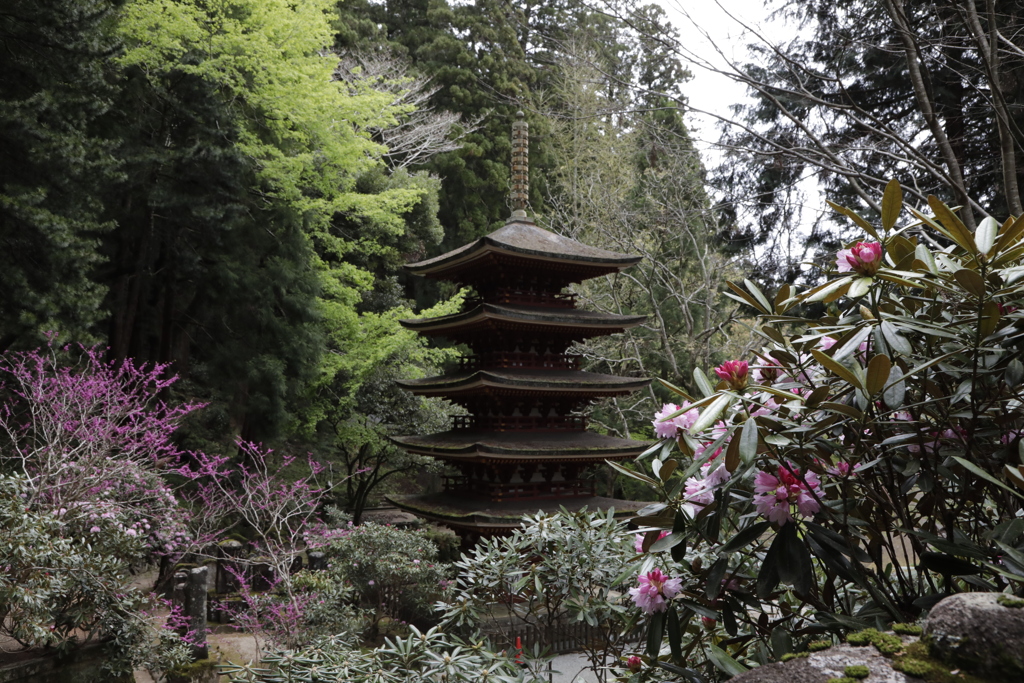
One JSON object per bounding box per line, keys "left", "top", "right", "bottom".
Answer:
{"left": 0, "top": 0, "right": 124, "bottom": 349}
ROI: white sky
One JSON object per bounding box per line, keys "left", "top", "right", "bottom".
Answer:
{"left": 652, "top": 1, "right": 827, "bottom": 234}
{"left": 655, "top": 0, "right": 769, "bottom": 158}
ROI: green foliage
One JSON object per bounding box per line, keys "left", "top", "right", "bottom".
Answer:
{"left": 616, "top": 185, "right": 1024, "bottom": 675}
{"left": 893, "top": 623, "right": 923, "bottom": 635}
{"left": 439, "top": 508, "right": 636, "bottom": 680}
{"left": 320, "top": 522, "right": 452, "bottom": 625}
{"left": 0, "top": 0, "right": 123, "bottom": 348}
{"left": 222, "top": 626, "right": 548, "bottom": 683}
{"left": 997, "top": 594, "right": 1024, "bottom": 608}
{"left": 0, "top": 474, "right": 191, "bottom": 675}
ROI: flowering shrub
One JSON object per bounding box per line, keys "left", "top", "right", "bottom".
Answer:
{"left": 439, "top": 509, "right": 635, "bottom": 683}
{"left": 619, "top": 184, "right": 1024, "bottom": 680}
{"left": 0, "top": 345, "right": 199, "bottom": 674}
{"left": 320, "top": 522, "right": 451, "bottom": 627}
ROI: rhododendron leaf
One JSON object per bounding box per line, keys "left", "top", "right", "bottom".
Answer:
{"left": 705, "top": 556, "right": 729, "bottom": 600}
{"left": 688, "top": 393, "right": 734, "bottom": 435}
{"left": 739, "top": 418, "right": 759, "bottom": 464}
{"left": 993, "top": 213, "right": 1024, "bottom": 254}
{"left": 744, "top": 279, "right": 773, "bottom": 312}
{"left": 666, "top": 605, "right": 682, "bottom": 659}
{"left": 1003, "top": 465, "right": 1024, "bottom": 491}
{"left": 821, "top": 402, "right": 863, "bottom": 420}
{"left": 718, "top": 521, "right": 771, "bottom": 556}
{"left": 756, "top": 539, "right": 782, "bottom": 599}
{"left": 676, "top": 598, "right": 718, "bottom": 621}
{"left": 952, "top": 456, "right": 1024, "bottom": 498}
{"left": 693, "top": 367, "right": 715, "bottom": 398}
{"left": 879, "top": 321, "right": 912, "bottom": 355}
{"left": 774, "top": 524, "right": 812, "bottom": 594}
{"left": 882, "top": 372, "right": 906, "bottom": 408}
{"left": 828, "top": 200, "right": 880, "bottom": 241}
{"left": 875, "top": 271, "right": 925, "bottom": 288}
{"left": 979, "top": 300, "right": 1001, "bottom": 338}
{"left": 651, "top": 532, "right": 685, "bottom": 553}
{"left": 953, "top": 268, "right": 987, "bottom": 297}
{"left": 975, "top": 216, "right": 999, "bottom": 256}
{"left": 805, "top": 385, "right": 831, "bottom": 408}
{"left": 726, "top": 281, "right": 769, "bottom": 314}
{"left": 774, "top": 284, "right": 794, "bottom": 312}
{"left": 866, "top": 354, "right": 891, "bottom": 396}
{"left": 927, "top": 196, "right": 978, "bottom": 253}
{"left": 882, "top": 179, "right": 903, "bottom": 231}
{"left": 725, "top": 432, "right": 741, "bottom": 473}
{"left": 646, "top": 610, "right": 664, "bottom": 657}
{"left": 847, "top": 276, "right": 873, "bottom": 299}
{"left": 607, "top": 460, "right": 658, "bottom": 487}
{"left": 657, "top": 459, "right": 678, "bottom": 482}
{"left": 803, "top": 276, "right": 853, "bottom": 303}
{"left": 708, "top": 644, "right": 748, "bottom": 677}
{"left": 658, "top": 378, "right": 696, "bottom": 402}
{"left": 920, "top": 551, "right": 980, "bottom": 576}
{"left": 811, "top": 350, "right": 863, "bottom": 388}
{"left": 914, "top": 243, "right": 939, "bottom": 274}
{"left": 832, "top": 326, "right": 872, "bottom": 361}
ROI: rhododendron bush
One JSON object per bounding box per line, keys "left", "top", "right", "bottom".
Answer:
{"left": 617, "top": 183, "right": 1024, "bottom": 679}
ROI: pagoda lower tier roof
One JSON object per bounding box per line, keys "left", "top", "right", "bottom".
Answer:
{"left": 405, "top": 218, "right": 641, "bottom": 283}
{"left": 390, "top": 429, "right": 649, "bottom": 462}
{"left": 400, "top": 303, "right": 644, "bottom": 338}
{"left": 387, "top": 493, "right": 646, "bottom": 533}
{"left": 396, "top": 368, "right": 650, "bottom": 399}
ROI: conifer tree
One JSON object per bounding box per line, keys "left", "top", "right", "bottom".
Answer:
{"left": 0, "top": 0, "right": 125, "bottom": 349}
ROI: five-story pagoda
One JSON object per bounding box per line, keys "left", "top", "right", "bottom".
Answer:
{"left": 388, "top": 113, "right": 651, "bottom": 540}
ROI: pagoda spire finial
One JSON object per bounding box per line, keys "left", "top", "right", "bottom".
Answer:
{"left": 510, "top": 111, "right": 529, "bottom": 220}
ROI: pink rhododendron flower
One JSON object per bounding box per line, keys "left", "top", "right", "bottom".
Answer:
{"left": 90, "top": 526, "right": 101, "bottom": 533}
{"left": 634, "top": 530, "right": 669, "bottom": 553}
{"left": 753, "top": 464, "right": 822, "bottom": 525}
{"left": 693, "top": 421, "right": 729, "bottom": 461}
{"left": 818, "top": 336, "right": 838, "bottom": 350}
{"left": 626, "top": 655, "right": 643, "bottom": 673}
{"left": 652, "top": 402, "right": 698, "bottom": 438}
{"left": 714, "top": 360, "right": 749, "bottom": 390}
{"left": 683, "top": 463, "right": 731, "bottom": 516}
{"left": 629, "top": 569, "right": 683, "bottom": 614}
{"left": 836, "top": 241, "right": 883, "bottom": 275}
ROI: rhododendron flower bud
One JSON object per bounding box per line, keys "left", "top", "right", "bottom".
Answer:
{"left": 629, "top": 569, "right": 683, "bottom": 614}
{"left": 836, "top": 241, "right": 883, "bottom": 275}
{"left": 714, "top": 360, "right": 748, "bottom": 390}
{"left": 626, "top": 656, "right": 643, "bottom": 673}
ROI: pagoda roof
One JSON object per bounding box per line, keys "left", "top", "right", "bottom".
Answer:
{"left": 396, "top": 368, "right": 650, "bottom": 399}
{"left": 405, "top": 219, "right": 641, "bottom": 281}
{"left": 387, "top": 493, "right": 646, "bottom": 532}
{"left": 389, "top": 429, "right": 649, "bottom": 462}
{"left": 400, "top": 303, "right": 645, "bottom": 337}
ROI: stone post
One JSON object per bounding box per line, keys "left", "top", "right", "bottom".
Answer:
{"left": 184, "top": 566, "right": 209, "bottom": 660}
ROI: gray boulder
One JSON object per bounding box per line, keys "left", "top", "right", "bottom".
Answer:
{"left": 923, "top": 592, "right": 1024, "bottom": 681}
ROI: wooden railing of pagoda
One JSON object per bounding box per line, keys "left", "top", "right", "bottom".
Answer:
{"left": 458, "top": 352, "right": 580, "bottom": 371}
{"left": 442, "top": 475, "right": 595, "bottom": 501}
{"left": 468, "top": 288, "right": 577, "bottom": 309}
{"left": 450, "top": 415, "right": 586, "bottom": 431}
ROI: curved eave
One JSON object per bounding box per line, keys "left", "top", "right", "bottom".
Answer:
{"left": 390, "top": 431, "right": 648, "bottom": 462}
{"left": 400, "top": 304, "right": 645, "bottom": 336}
{"left": 387, "top": 493, "right": 646, "bottom": 530}
{"left": 406, "top": 219, "right": 641, "bottom": 279}
{"left": 396, "top": 370, "right": 651, "bottom": 398}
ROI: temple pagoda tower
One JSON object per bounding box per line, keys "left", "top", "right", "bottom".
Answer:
{"left": 388, "top": 113, "right": 651, "bottom": 540}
